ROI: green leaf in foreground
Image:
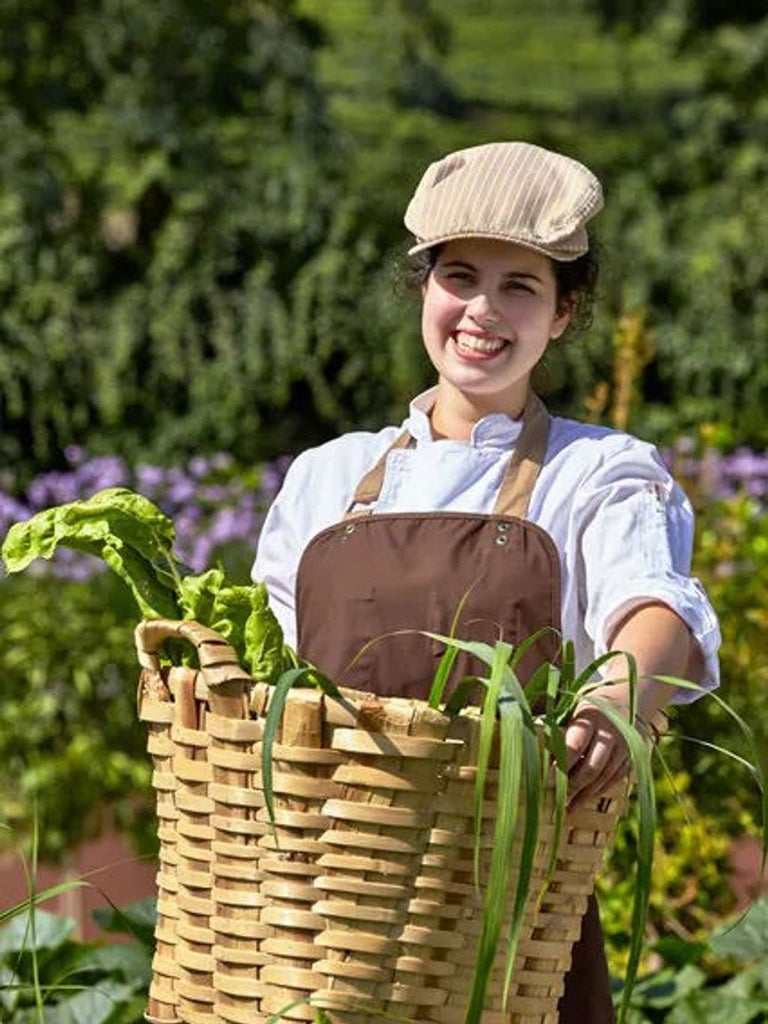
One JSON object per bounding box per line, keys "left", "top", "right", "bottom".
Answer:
{"left": 244, "top": 583, "right": 286, "bottom": 683}
{"left": 464, "top": 696, "right": 524, "bottom": 1023}
{"left": 261, "top": 668, "right": 316, "bottom": 834}
{"left": 0, "top": 488, "right": 181, "bottom": 619}
{"left": 0, "top": 908, "right": 76, "bottom": 955}
{"left": 588, "top": 696, "right": 656, "bottom": 1024}
{"left": 178, "top": 567, "right": 227, "bottom": 626}
{"left": 709, "top": 894, "right": 768, "bottom": 962}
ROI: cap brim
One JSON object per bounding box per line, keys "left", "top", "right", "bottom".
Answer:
{"left": 407, "top": 230, "right": 588, "bottom": 262}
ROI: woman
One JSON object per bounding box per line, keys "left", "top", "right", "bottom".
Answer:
{"left": 253, "top": 141, "right": 720, "bottom": 1022}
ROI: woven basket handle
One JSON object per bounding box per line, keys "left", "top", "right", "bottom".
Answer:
{"left": 135, "top": 618, "right": 252, "bottom": 718}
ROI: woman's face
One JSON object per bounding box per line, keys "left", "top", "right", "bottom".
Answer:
{"left": 421, "top": 237, "right": 571, "bottom": 417}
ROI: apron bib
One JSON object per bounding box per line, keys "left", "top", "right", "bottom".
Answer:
{"left": 295, "top": 394, "right": 615, "bottom": 1023}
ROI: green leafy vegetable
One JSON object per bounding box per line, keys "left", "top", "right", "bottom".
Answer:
{"left": 178, "top": 567, "right": 227, "bottom": 625}
{"left": 244, "top": 583, "right": 286, "bottom": 684}
{"left": 1, "top": 487, "right": 297, "bottom": 679}
{"left": 2, "top": 488, "right": 181, "bottom": 619}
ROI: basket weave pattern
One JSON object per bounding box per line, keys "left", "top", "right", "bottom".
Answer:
{"left": 136, "top": 620, "right": 622, "bottom": 1024}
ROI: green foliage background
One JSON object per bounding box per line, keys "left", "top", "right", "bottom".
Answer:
{"left": 3, "top": 0, "right": 768, "bottom": 481}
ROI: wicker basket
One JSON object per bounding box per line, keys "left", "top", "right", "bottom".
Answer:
{"left": 136, "top": 618, "right": 624, "bottom": 1024}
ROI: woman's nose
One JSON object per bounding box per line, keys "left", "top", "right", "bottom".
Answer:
{"left": 467, "top": 292, "right": 500, "bottom": 325}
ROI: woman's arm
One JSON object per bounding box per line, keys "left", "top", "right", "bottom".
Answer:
{"left": 565, "top": 600, "right": 700, "bottom": 810}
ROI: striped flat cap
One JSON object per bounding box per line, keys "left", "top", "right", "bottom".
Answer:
{"left": 404, "top": 141, "right": 603, "bottom": 261}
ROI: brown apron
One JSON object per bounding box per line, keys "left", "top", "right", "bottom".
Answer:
{"left": 295, "top": 395, "right": 615, "bottom": 1023}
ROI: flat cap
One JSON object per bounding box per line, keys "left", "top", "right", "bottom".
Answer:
{"left": 404, "top": 141, "right": 603, "bottom": 261}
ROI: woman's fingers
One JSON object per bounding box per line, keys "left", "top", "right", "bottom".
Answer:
{"left": 564, "top": 717, "right": 595, "bottom": 771}
{"left": 568, "top": 745, "right": 629, "bottom": 810}
{"left": 565, "top": 709, "right": 630, "bottom": 810}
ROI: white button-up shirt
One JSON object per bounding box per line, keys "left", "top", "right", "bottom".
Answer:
{"left": 253, "top": 389, "right": 720, "bottom": 701}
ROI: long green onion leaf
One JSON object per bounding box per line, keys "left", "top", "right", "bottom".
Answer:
{"left": 443, "top": 676, "right": 482, "bottom": 716}
{"left": 655, "top": 676, "right": 768, "bottom": 866}
{"left": 261, "top": 667, "right": 315, "bottom": 838}
{"left": 508, "top": 626, "right": 559, "bottom": 670}
{"left": 540, "top": 720, "right": 569, "bottom": 888}
{"left": 473, "top": 642, "right": 513, "bottom": 891}
{"left": 464, "top": 699, "right": 524, "bottom": 1023}
{"left": 586, "top": 697, "right": 655, "bottom": 1024}
{"left": 427, "top": 583, "right": 478, "bottom": 708}
{"left": 502, "top": 716, "right": 542, "bottom": 1005}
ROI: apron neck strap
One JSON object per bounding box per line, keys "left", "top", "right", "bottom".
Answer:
{"left": 344, "top": 393, "right": 550, "bottom": 520}
{"left": 493, "top": 392, "right": 549, "bottom": 518}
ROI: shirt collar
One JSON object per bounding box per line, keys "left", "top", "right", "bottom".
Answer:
{"left": 404, "top": 386, "right": 525, "bottom": 449}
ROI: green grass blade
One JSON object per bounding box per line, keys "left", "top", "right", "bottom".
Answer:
{"left": 265, "top": 997, "right": 311, "bottom": 1022}
{"left": 540, "top": 721, "right": 569, "bottom": 886}
{"left": 676, "top": 736, "right": 758, "bottom": 775}
{"left": 464, "top": 701, "right": 524, "bottom": 1023}
{"left": 585, "top": 697, "right": 655, "bottom": 1024}
{"left": 473, "top": 642, "right": 513, "bottom": 892}
{"left": 560, "top": 639, "right": 576, "bottom": 690}
{"left": 0, "top": 881, "right": 90, "bottom": 925}
{"left": 304, "top": 667, "right": 341, "bottom": 698}
{"left": 443, "top": 676, "right": 483, "bottom": 716}
{"left": 508, "top": 626, "right": 560, "bottom": 670}
{"left": 427, "top": 582, "right": 478, "bottom": 708}
{"left": 261, "top": 667, "right": 314, "bottom": 837}
{"left": 544, "top": 663, "right": 562, "bottom": 718}
{"left": 522, "top": 660, "right": 558, "bottom": 713}
{"left": 555, "top": 650, "right": 636, "bottom": 719}
{"left": 655, "top": 675, "right": 768, "bottom": 866}
{"left": 427, "top": 645, "right": 461, "bottom": 709}
{"left": 421, "top": 632, "right": 498, "bottom": 671}
{"left": 502, "top": 720, "right": 542, "bottom": 1006}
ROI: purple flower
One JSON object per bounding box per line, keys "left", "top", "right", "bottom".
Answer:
{"left": 198, "top": 484, "right": 228, "bottom": 504}
{"left": 76, "top": 456, "right": 128, "bottom": 493}
{"left": 188, "top": 456, "right": 212, "bottom": 479}
{"left": 64, "top": 445, "right": 86, "bottom": 467}
{"left": 722, "top": 448, "right": 768, "bottom": 478}
{"left": 136, "top": 464, "right": 167, "bottom": 491}
{"left": 0, "top": 492, "right": 31, "bottom": 529}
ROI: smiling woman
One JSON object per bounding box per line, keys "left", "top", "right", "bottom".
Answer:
{"left": 421, "top": 238, "right": 571, "bottom": 436}
{"left": 253, "top": 141, "right": 721, "bottom": 1022}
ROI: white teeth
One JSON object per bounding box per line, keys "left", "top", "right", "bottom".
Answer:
{"left": 455, "top": 332, "right": 507, "bottom": 354}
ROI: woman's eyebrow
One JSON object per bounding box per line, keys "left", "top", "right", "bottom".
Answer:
{"left": 439, "top": 259, "right": 542, "bottom": 282}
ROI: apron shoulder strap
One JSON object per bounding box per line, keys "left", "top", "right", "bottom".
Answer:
{"left": 493, "top": 393, "right": 550, "bottom": 518}
{"left": 343, "top": 393, "right": 551, "bottom": 521}
{"left": 344, "top": 430, "right": 414, "bottom": 518}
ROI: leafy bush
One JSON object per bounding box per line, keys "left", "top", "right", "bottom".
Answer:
{"left": 613, "top": 894, "right": 768, "bottom": 1022}
{"left": 0, "top": 572, "right": 150, "bottom": 862}
{"left": 0, "top": 900, "right": 154, "bottom": 1023}
{"left": 599, "top": 770, "right": 738, "bottom": 978}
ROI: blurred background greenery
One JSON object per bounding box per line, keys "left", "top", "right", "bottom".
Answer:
{"left": 1, "top": 0, "right": 768, "bottom": 1014}
{"left": 3, "top": 0, "right": 768, "bottom": 480}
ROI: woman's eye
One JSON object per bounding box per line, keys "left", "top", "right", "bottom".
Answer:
{"left": 505, "top": 281, "right": 534, "bottom": 294}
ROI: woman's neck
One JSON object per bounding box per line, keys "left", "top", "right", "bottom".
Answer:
{"left": 429, "top": 380, "right": 528, "bottom": 441}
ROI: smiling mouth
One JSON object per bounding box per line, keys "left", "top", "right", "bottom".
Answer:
{"left": 453, "top": 331, "right": 509, "bottom": 357}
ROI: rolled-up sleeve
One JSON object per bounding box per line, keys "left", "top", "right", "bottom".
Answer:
{"left": 577, "top": 443, "right": 721, "bottom": 702}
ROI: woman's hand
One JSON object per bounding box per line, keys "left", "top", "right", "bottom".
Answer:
{"left": 565, "top": 600, "right": 699, "bottom": 811}
{"left": 565, "top": 683, "right": 636, "bottom": 811}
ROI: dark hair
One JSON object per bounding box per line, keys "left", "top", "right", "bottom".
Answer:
{"left": 400, "top": 240, "right": 600, "bottom": 336}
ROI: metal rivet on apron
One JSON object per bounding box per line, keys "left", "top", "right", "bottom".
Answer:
{"left": 497, "top": 522, "right": 511, "bottom": 532}
{"left": 495, "top": 535, "right": 508, "bottom": 546}
{"left": 344, "top": 524, "right": 356, "bottom": 534}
